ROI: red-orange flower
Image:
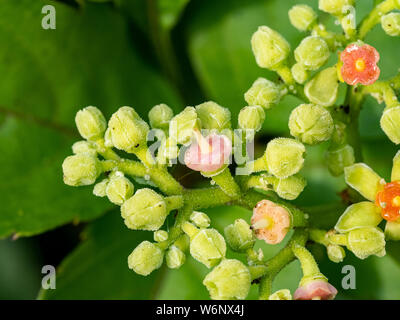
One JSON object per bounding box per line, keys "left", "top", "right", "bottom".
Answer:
{"left": 340, "top": 43, "right": 380, "bottom": 86}
{"left": 375, "top": 181, "right": 400, "bottom": 222}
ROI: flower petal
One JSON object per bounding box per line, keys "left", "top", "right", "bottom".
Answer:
{"left": 344, "top": 163, "right": 384, "bottom": 201}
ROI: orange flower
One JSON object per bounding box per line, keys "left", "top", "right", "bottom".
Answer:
{"left": 340, "top": 43, "right": 380, "bottom": 86}
{"left": 375, "top": 181, "right": 400, "bottom": 222}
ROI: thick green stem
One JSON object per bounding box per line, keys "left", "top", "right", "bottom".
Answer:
{"left": 209, "top": 167, "right": 241, "bottom": 199}
{"left": 259, "top": 229, "right": 308, "bottom": 300}
{"left": 292, "top": 244, "right": 321, "bottom": 278}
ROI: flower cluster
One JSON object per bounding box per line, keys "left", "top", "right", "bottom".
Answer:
{"left": 62, "top": 0, "right": 400, "bottom": 300}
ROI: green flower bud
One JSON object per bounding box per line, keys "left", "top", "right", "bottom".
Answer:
{"left": 319, "top": 0, "right": 354, "bottom": 15}
{"left": 72, "top": 141, "right": 97, "bottom": 156}
{"left": 108, "top": 106, "right": 149, "bottom": 153}
{"left": 304, "top": 67, "right": 339, "bottom": 107}
{"left": 294, "top": 36, "right": 330, "bottom": 71}
{"left": 93, "top": 178, "right": 109, "bottom": 197}
{"left": 380, "top": 105, "right": 400, "bottom": 144}
{"left": 166, "top": 245, "right": 186, "bottom": 269}
{"left": 203, "top": 259, "right": 251, "bottom": 300}
{"left": 266, "top": 138, "right": 306, "bottom": 179}
{"left": 154, "top": 230, "right": 169, "bottom": 242}
{"left": 327, "top": 244, "right": 346, "bottom": 263}
{"left": 106, "top": 173, "right": 134, "bottom": 205}
{"left": 104, "top": 127, "right": 113, "bottom": 147}
{"left": 289, "top": 104, "right": 334, "bottom": 145}
{"left": 291, "top": 63, "right": 310, "bottom": 84}
{"left": 325, "top": 145, "right": 355, "bottom": 176}
{"left": 244, "top": 78, "right": 283, "bottom": 109}
{"left": 270, "top": 174, "right": 307, "bottom": 200}
{"left": 190, "top": 211, "right": 211, "bottom": 228}
{"left": 169, "top": 107, "right": 199, "bottom": 145}
{"left": 121, "top": 188, "right": 182, "bottom": 231}
{"left": 148, "top": 104, "right": 174, "bottom": 131}
{"left": 62, "top": 153, "right": 102, "bottom": 186}
{"left": 195, "top": 101, "right": 231, "bottom": 130}
{"left": 157, "top": 137, "right": 179, "bottom": 165}
{"left": 385, "top": 219, "right": 400, "bottom": 241}
{"left": 182, "top": 223, "right": 226, "bottom": 268}
{"left": 347, "top": 227, "right": 386, "bottom": 260}
{"left": 251, "top": 26, "right": 291, "bottom": 70}
{"left": 381, "top": 12, "right": 400, "bottom": 36}
{"left": 269, "top": 289, "right": 292, "bottom": 300}
{"left": 238, "top": 106, "right": 266, "bottom": 135}
{"left": 344, "top": 163, "right": 384, "bottom": 202}
{"left": 75, "top": 106, "right": 106, "bottom": 141}
{"left": 128, "top": 241, "right": 164, "bottom": 276}
{"left": 335, "top": 201, "right": 382, "bottom": 233}
{"left": 392, "top": 150, "right": 400, "bottom": 181}
{"left": 289, "top": 5, "right": 318, "bottom": 31}
{"left": 224, "top": 219, "right": 255, "bottom": 252}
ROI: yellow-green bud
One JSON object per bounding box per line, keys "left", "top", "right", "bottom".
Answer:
{"left": 154, "top": 230, "right": 169, "bottom": 242}
{"left": 75, "top": 106, "right": 106, "bottom": 141}
{"left": 381, "top": 12, "right": 400, "bottom": 36}
{"left": 93, "top": 178, "right": 109, "bottom": 197}
{"left": 157, "top": 137, "right": 179, "bottom": 165}
{"left": 291, "top": 63, "right": 310, "bottom": 84}
{"left": 289, "top": 104, "right": 334, "bottom": 145}
{"left": 380, "top": 105, "right": 400, "bottom": 144}
{"left": 269, "top": 289, "right": 292, "bottom": 300}
{"left": 121, "top": 188, "right": 182, "bottom": 231}
{"left": 148, "top": 104, "right": 173, "bottom": 131}
{"left": 385, "top": 219, "right": 400, "bottom": 241}
{"left": 190, "top": 211, "right": 211, "bottom": 228}
{"left": 72, "top": 141, "right": 97, "bottom": 156}
{"left": 266, "top": 138, "right": 306, "bottom": 179}
{"left": 294, "top": 36, "right": 330, "bottom": 71}
{"left": 344, "top": 163, "right": 384, "bottom": 202}
{"left": 251, "top": 26, "right": 291, "bottom": 70}
{"left": 325, "top": 145, "right": 355, "bottom": 176}
{"left": 238, "top": 106, "right": 266, "bottom": 135}
{"left": 268, "top": 174, "right": 307, "bottom": 200}
{"left": 108, "top": 106, "right": 149, "bottom": 152}
{"left": 62, "top": 153, "right": 102, "bottom": 186}
{"left": 224, "top": 219, "right": 255, "bottom": 252}
{"left": 106, "top": 173, "right": 134, "bottom": 205}
{"left": 203, "top": 259, "right": 251, "bottom": 300}
{"left": 319, "top": 0, "right": 354, "bottom": 15}
{"left": 195, "top": 101, "right": 231, "bottom": 130}
{"left": 347, "top": 227, "right": 386, "bottom": 260}
{"left": 169, "top": 107, "right": 199, "bottom": 145}
{"left": 183, "top": 223, "right": 226, "bottom": 268}
{"left": 327, "top": 244, "right": 346, "bottom": 263}
{"left": 335, "top": 201, "right": 382, "bottom": 233}
{"left": 289, "top": 5, "right": 317, "bottom": 31}
{"left": 128, "top": 241, "right": 164, "bottom": 276}
{"left": 304, "top": 67, "right": 339, "bottom": 107}
{"left": 244, "top": 78, "right": 283, "bottom": 109}
{"left": 166, "top": 245, "right": 186, "bottom": 269}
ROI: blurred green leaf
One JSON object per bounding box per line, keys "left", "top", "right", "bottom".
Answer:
{"left": 39, "top": 211, "right": 165, "bottom": 299}
{"left": 0, "top": 0, "right": 181, "bottom": 238}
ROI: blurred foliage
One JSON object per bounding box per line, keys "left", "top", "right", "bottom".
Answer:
{"left": 0, "top": 0, "right": 399, "bottom": 300}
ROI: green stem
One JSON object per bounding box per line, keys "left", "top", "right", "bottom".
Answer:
{"left": 165, "top": 195, "right": 184, "bottom": 212}
{"left": 292, "top": 244, "right": 321, "bottom": 278}
{"left": 209, "top": 167, "right": 241, "bottom": 199}
{"left": 259, "top": 229, "right": 308, "bottom": 299}
{"left": 309, "top": 228, "right": 330, "bottom": 246}
{"left": 358, "top": 0, "right": 398, "bottom": 39}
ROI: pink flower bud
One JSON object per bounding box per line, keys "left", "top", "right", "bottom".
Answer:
{"left": 340, "top": 43, "right": 380, "bottom": 86}
{"left": 294, "top": 280, "right": 337, "bottom": 300}
{"left": 251, "top": 200, "right": 291, "bottom": 245}
{"left": 184, "top": 133, "right": 232, "bottom": 173}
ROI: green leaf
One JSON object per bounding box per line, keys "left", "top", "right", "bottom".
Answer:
{"left": 39, "top": 211, "right": 165, "bottom": 299}
{"left": 0, "top": 0, "right": 181, "bottom": 238}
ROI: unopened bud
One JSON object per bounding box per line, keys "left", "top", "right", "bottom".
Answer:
{"left": 325, "top": 145, "right": 355, "bottom": 176}
{"left": 169, "top": 107, "right": 199, "bottom": 145}
{"left": 128, "top": 241, "right": 164, "bottom": 276}
{"left": 381, "top": 105, "right": 400, "bottom": 144}
{"left": 106, "top": 174, "right": 134, "bottom": 205}
{"left": 166, "top": 245, "right": 186, "bottom": 269}
{"left": 196, "top": 101, "right": 231, "bottom": 131}
{"left": 62, "top": 153, "right": 102, "bottom": 186}
{"left": 224, "top": 219, "right": 255, "bottom": 252}
{"left": 295, "top": 36, "right": 330, "bottom": 71}
{"left": 75, "top": 106, "right": 106, "bottom": 141}
{"left": 244, "top": 78, "right": 283, "bottom": 109}
{"left": 289, "top": 5, "right": 317, "bottom": 31}
{"left": 190, "top": 211, "right": 211, "bottom": 228}
{"left": 347, "top": 227, "right": 386, "bottom": 259}
{"left": 148, "top": 104, "right": 173, "bottom": 131}
{"left": 304, "top": 67, "right": 339, "bottom": 107}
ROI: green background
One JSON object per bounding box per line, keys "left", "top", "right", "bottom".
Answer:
{"left": 0, "top": 0, "right": 399, "bottom": 299}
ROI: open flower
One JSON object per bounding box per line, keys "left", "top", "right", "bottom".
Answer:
{"left": 251, "top": 200, "right": 292, "bottom": 244}
{"left": 184, "top": 132, "right": 232, "bottom": 174}
{"left": 336, "top": 151, "right": 400, "bottom": 241}
{"left": 294, "top": 279, "right": 337, "bottom": 300}
{"left": 340, "top": 43, "right": 380, "bottom": 86}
